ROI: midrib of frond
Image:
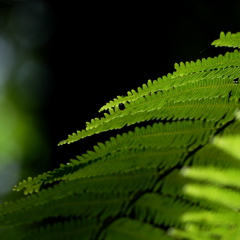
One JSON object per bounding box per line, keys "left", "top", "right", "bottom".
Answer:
{"left": 221, "top": 120, "right": 240, "bottom": 135}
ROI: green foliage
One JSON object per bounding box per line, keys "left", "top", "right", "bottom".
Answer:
{"left": 170, "top": 135, "right": 240, "bottom": 240}
{"left": 1, "top": 32, "right": 240, "bottom": 239}
{"left": 212, "top": 31, "right": 240, "bottom": 48}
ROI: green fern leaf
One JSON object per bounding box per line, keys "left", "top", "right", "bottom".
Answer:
{"left": 132, "top": 193, "right": 195, "bottom": 227}
{"left": 100, "top": 66, "right": 240, "bottom": 112}
{"left": 20, "top": 219, "right": 98, "bottom": 240}
{"left": 174, "top": 50, "right": 240, "bottom": 77}
{"left": 0, "top": 192, "right": 129, "bottom": 227}
{"left": 18, "top": 119, "right": 217, "bottom": 194}
{"left": 4, "top": 168, "right": 161, "bottom": 219}
{"left": 183, "top": 183, "right": 240, "bottom": 211}
{"left": 181, "top": 167, "right": 240, "bottom": 188}
{"left": 212, "top": 32, "right": 240, "bottom": 48}
{"left": 171, "top": 131, "right": 240, "bottom": 240}
{"left": 59, "top": 95, "right": 240, "bottom": 145}
{"left": 102, "top": 218, "right": 174, "bottom": 240}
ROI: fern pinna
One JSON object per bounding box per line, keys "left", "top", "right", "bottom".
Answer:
{"left": 1, "top": 32, "right": 240, "bottom": 240}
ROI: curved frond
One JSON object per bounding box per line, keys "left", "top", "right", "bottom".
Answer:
{"left": 59, "top": 94, "right": 240, "bottom": 145}
{"left": 100, "top": 66, "right": 240, "bottom": 112}
{"left": 4, "top": 168, "right": 161, "bottom": 217}
{"left": 17, "top": 119, "right": 217, "bottom": 193}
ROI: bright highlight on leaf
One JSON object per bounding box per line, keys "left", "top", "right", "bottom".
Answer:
{"left": 213, "top": 135, "right": 240, "bottom": 161}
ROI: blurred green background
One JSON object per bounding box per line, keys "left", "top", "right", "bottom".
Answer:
{"left": 0, "top": 0, "right": 240, "bottom": 205}
{"left": 0, "top": 0, "right": 54, "bottom": 204}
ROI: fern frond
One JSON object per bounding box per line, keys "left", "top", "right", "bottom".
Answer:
{"left": 181, "top": 210, "right": 239, "bottom": 227}
{"left": 3, "top": 31, "right": 240, "bottom": 240}
{"left": 20, "top": 219, "right": 98, "bottom": 240}
{"left": 179, "top": 212, "right": 240, "bottom": 240}
{"left": 187, "top": 119, "right": 240, "bottom": 169}
{"left": 181, "top": 167, "right": 240, "bottom": 191}
{"left": 77, "top": 120, "right": 218, "bottom": 162}
{"left": 130, "top": 193, "right": 207, "bottom": 228}
{"left": 20, "top": 119, "right": 216, "bottom": 193}
{"left": 13, "top": 173, "right": 49, "bottom": 195}
{"left": 27, "top": 149, "right": 184, "bottom": 190}
{"left": 100, "top": 66, "right": 240, "bottom": 112}
{"left": 155, "top": 170, "right": 218, "bottom": 211}
{"left": 171, "top": 132, "right": 240, "bottom": 240}
{"left": 174, "top": 50, "right": 240, "bottom": 77}
{"left": 15, "top": 97, "right": 240, "bottom": 193}
{"left": 213, "top": 135, "right": 240, "bottom": 161}
{"left": 158, "top": 169, "right": 194, "bottom": 198}
{"left": 170, "top": 223, "right": 239, "bottom": 240}
{"left": 0, "top": 192, "right": 129, "bottom": 227}
{"left": 190, "top": 143, "right": 240, "bottom": 169}
{"left": 59, "top": 95, "right": 240, "bottom": 145}
{"left": 14, "top": 160, "right": 160, "bottom": 195}
{"left": 102, "top": 217, "right": 173, "bottom": 240}
{"left": 5, "top": 168, "right": 161, "bottom": 217}
{"left": 220, "top": 118, "right": 240, "bottom": 135}
{"left": 183, "top": 183, "right": 240, "bottom": 211}
{"left": 65, "top": 147, "right": 187, "bottom": 180}
{"left": 64, "top": 77, "right": 240, "bottom": 145}
{"left": 212, "top": 32, "right": 240, "bottom": 49}
{"left": 99, "top": 77, "right": 240, "bottom": 120}
{"left": 4, "top": 168, "right": 160, "bottom": 215}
